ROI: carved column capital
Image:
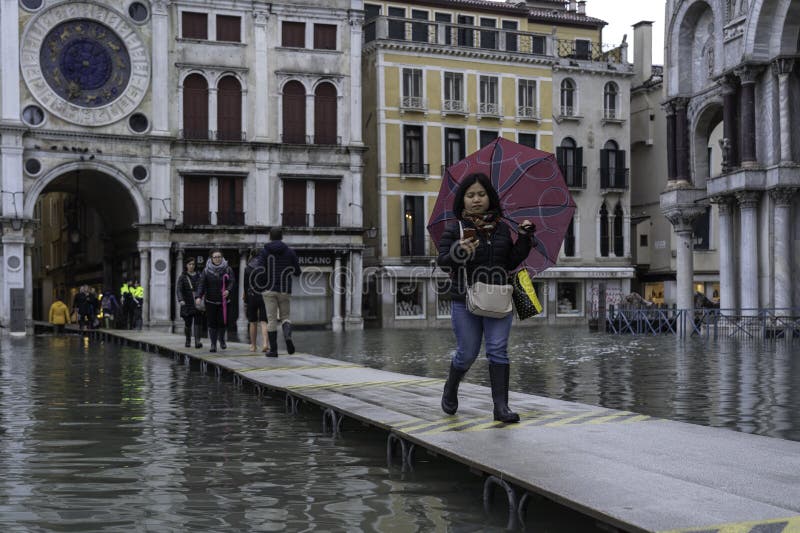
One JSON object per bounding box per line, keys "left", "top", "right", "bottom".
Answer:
{"left": 151, "top": 0, "right": 170, "bottom": 15}
{"left": 672, "top": 97, "right": 690, "bottom": 111}
{"left": 771, "top": 57, "right": 795, "bottom": 77}
{"left": 253, "top": 10, "right": 269, "bottom": 25}
{"left": 664, "top": 207, "right": 705, "bottom": 233}
{"left": 661, "top": 100, "right": 676, "bottom": 116}
{"left": 735, "top": 190, "right": 761, "bottom": 209}
{"left": 718, "top": 74, "right": 738, "bottom": 95}
{"left": 735, "top": 65, "right": 762, "bottom": 85}
{"left": 710, "top": 195, "right": 736, "bottom": 215}
{"left": 348, "top": 12, "right": 365, "bottom": 27}
{"left": 769, "top": 187, "right": 797, "bottom": 207}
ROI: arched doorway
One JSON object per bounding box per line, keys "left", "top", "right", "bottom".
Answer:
{"left": 28, "top": 165, "right": 144, "bottom": 324}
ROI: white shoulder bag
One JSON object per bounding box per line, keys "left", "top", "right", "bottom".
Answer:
{"left": 460, "top": 222, "right": 513, "bottom": 318}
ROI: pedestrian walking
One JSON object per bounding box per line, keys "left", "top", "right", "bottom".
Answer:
{"left": 88, "top": 287, "right": 100, "bottom": 329}
{"left": 121, "top": 279, "right": 135, "bottom": 329}
{"left": 72, "top": 285, "right": 93, "bottom": 333}
{"left": 48, "top": 293, "right": 71, "bottom": 334}
{"left": 100, "top": 289, "right": 120, "bottom": 329}
{"left": 436, "top": 172, "right": 534, "bottom": 423}
{"left": 196, "top": 249, "right": 235, "bottom": 353}
{"left": 176, "top": 256, "right": 203, "bottom": 348}
{"left": 131, "top": 279, "right": 144, "bottom": 330}
{"left": 243, "top": 249, "right": 269, "bottom": 353}
{"left": 258, "top": 227, "right": 301, "bottom": 357}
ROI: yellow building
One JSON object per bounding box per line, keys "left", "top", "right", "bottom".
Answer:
{"left": 361, "top": 0, "right": 611, "bottom": 327}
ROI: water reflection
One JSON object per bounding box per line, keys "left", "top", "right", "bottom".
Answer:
{"left": 299, "top": 327, "right": 800, "bottom": 442}
{"left": 0, "top": 335, "right": 605, "bottom": 531}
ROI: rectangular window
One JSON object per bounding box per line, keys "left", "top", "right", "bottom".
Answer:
{"left": 502, "top": 20, "right": 517, "bottom": 52}
{"left": 435, "top": 12, "right": 452, "bottom": 45}
{"left": 402, "top": 68, "right": 423, "bottom": 109}
{"left": 518, "top": 79, "right": 537, "bottom": 118}
{"left": 479, "top": 130, "right": 497, "bottom": 148}
{"left": 444, "top": 128, "right": 466, "bottom": 168}
{"left": 518, "top": 133, "right": 536, "bottom": 149}
{"left": 402, "top": 195, "right": 425, "bottom": 256}
{"left": 182, "top": 12, "right": 208, "bottom": 40}
{"left": 557, "top": 281, "right": 583, "bottom": 316}
{"left": 411, "top": 9, "right": 428, "bottom": 43}
{"left": 314, "top": 181, "right": 339, "bottom": 227}
{"left": 396, "top": 281, "right": 425, "bottom": 318}
{"left": 183, "top": 175, "right": 210, "bottom": 225}
{"left": 314, "top": 24, "right": 337, "bottom": 50}
{"left": 402, "top": 125, "right": 425, "bottom": 174}
{"left": 217, "top": 176, "right": 244, "bottom": 225}
{"left": 457, "top": 15, "right": 474, "bottom": 47}
{"left": 282, "top": 180, "right": 307, "bottom": 226}
{"left": 216, "top": 15, "right": 241, "bottom": 42}
{"left": 443, "top": 72, "right": 464, "bottom": 112}
{"left": 532, "top": 35, "right": 546, "bottom": 55}
{"left": 364, "top": 4, "right": 381, "bottom": 41}
{"left": 479, "top": 76, "right": 498, "bottom": 115}
{"left": 639, "top": 234, "right": 648, "bottom": 247}
{"left": 365, "top": 3, "right": 381, "bottom": 21}
{"left": 479, "top": 18, "right": 497, "bottom": 49}
{"left": 282, "top": 21, "right": 305, "bottom": 48}
{"left": 575, "top": 39, "right": 591, "bottom": 60}
{"left": 388, "top": 7, "right": 406, "bottom": 40}
{"left": 436, "top": 292, "right": 452, "bottom": 318}
{"left": 564, "top": 217, "right": 575, "bottom": 257}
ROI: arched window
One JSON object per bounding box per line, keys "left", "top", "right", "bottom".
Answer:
{"left": 314, "top": 82, "right": 338, "bottom": 145}
{"left": 183, "top": 74, "right": 208, "bottom": 139}
{"left": 564, "top": 215, "right": 576, "bottom": 257}
{"left": 601, "top": 140, "right": 626, "bottom": 189}
{"left": 603, "top": 82, "right": 618, "bottom": 119}
{"left": 557, "top": 137, "right": 583, "bottom": 187}
{"left": 599, "top": 202, "right": 609, "bottom": 257}
{"left": 217, "top": 76, "right": 242, "bottom": 141}
{"left": 560, "top": 79, "right": 575, "bottom": 116}
{"left": 282, "top": 81, "right": 306, "bottom": 144}
{"left": 613, "top": 202, "right": 624, "bottom": 257}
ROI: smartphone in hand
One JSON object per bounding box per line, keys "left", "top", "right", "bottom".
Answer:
{"left": 462, "top": 227, "right": 477, "bottom": 240}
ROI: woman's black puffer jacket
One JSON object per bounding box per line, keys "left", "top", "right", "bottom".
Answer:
{"left": 436, "top": 220, "right": 532, "bottom": 301}
{"left": 196, "top": 267, "right": 236, "bottom": 305}
{"left": 176, "top": 271, "right": 201, "bottom": 315}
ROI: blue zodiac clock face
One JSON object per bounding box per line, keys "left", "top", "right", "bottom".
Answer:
{"left": 40, "top": 20, "right": 132, "bottom": 108}
{"left": 21, "top": 3, "right": 150, "bottom": 126}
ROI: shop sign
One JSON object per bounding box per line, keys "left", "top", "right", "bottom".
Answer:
{"left": 298, "top": 252, "right": 334, "bottom": 266}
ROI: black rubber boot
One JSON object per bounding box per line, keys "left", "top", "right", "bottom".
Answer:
{"left": 208, "top": 328, "right": 218, "bottom": 353}
{"left": 266, "top": 331, "right": 278, "bottom": 357}
{"left": 184, "top": 327, "right": 192, "bottom": 348}
{"left": 489, "top": 363, "right": 519, "bottom": 423}
{"left": 194, "top": 322, "right": 203, "bottom": 348}
{"left": 282, "top": 321, "right": 295, "bottom": 354}
{"left": 219, "top": 329, "right": 227, "bottom": 350}
{"left": 441, "top": 363, "right": 467, "bottom": 415}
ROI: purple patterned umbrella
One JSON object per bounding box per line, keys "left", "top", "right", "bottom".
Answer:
{"left": 428, "top": 137, "right": 576, "bottom": 274}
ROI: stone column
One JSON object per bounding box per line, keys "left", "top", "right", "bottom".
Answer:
{"left": 770, "top": 188, "right": 796, "bottom": 312}
{"left": 209, "top": 88, "right": 218, "bottom": 140}
{"left": 174, "top": 249, "right": 184, "bottom": 324}
{"left": 720, "top": 76, "right": 739, "bottom": 171}
{"left": 306, "top": 93, "right": 315, "bottom": 144}
{"left": 151, "top": 0, "right": 171, "bottom": 134}
{"left": 24, "top": 244, "right": 32, "bottom": 331}
{"left": 711, "top": 196, "right": 736, "bottom": 312}
{"left": 139, "top": 248, "right": 150, "bottom": 325}
{"left": 238, "top": 250, "right": 247, "bottom": 331}
{"left": 1, "top": 234, "right": 24, "bottom": 329}
{"left": 736, "top": 191, "right": 760, "bottom": 315}
{"left": 253, "top": 11, "right": 269, "bottom": 141}
{"left": 0, "top": 1, "right": 20, "bottom": 122}
{"left": 736, "top": 67, "right": 759, "bottom": 167}
{"left": 772, "top": 58, "right": 795, "bottom": 163}
{"left": 148, "top": 242, "right": 172, "bottom": 325}
{"left": 663, "top": 203, "right": 705, "bottom": 323}
{"left": 674, "top": 98, "right": 690, "bottom": 182}
{"left": 332, "top": 254, "right": 343, "bottom": 331}
{"left": 349, "top": 12, "right": 364, "bottom": 145}
{"left": 663, "top": 100, "right": 677, "bottom": 181}
{"left": 346, "top": 250, "right": 364, "bottom": 329}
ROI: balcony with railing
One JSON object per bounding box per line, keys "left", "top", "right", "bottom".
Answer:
{"left": 516, "top": 105, "right": 540, "bottom": 122}
{"left": 400, "top": 95, "right": 427, "bottom": 112}
{"left": 217, "top": 129, "right": 246, "bottom": 141}
{"left": 281, "top": 133, "right": 312, "bottom": 145}
{"left": 478, "top": 102, "right": 502, "bottom": 119}
{"left": 313, "top": 212, "right": 341, "bottom": 227}
{"left": 557, "top": 39, "right": 625, "bottom": 63}
{"left": 400, "top": 162, "right": 429, "bottom": 176}
{"left": 216, "top": 210, "right": 245, "bottom": 226}
{"left": 364, "top": 16, "right": 552, "bottom": 58}
{"left": 180, "top": 129, "right": 213, "bottom": 141}
{"left": 442, "top": 99, "right": 469, "bottom": 115}
{"left": 282, "top": 212, "right": 309, "bottom": 227}
{"left": 313, "top": 135, "right": 342, "bottom": 146}
{"left": 602, "top": 108, "right": 625, "bottom": 124}
{"left": 559, "top": 165, "right": 586, "bottom": 189}
{"left": 181, "top": 210, "right": 211, "bottom": 225}
{"left": 600, "top": 168, "right": 630, "bottom": 190}
{"left": 557, "top": 105, "right": 581, "bottom": 120}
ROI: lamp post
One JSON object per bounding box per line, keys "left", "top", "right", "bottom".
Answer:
{"left": 150, "top": 197, "right": 175, "bottom": 229}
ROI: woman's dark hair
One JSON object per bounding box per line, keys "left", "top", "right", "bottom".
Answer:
{"left": 452, "top": 173, "right": 501, "bottom": 220}
{"left": 209, "top": 248, "right": 222, "bottom": 259}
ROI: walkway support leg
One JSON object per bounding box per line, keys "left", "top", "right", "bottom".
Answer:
{"left": 483, "top": 475, "right": 518, "bottom": 530}
{"left": 322, "top": 408, "right": 343, "bottom": 437}
{"left": 285, "top": 393, "right": 300, "bottom": 415}
{"left": 386, "top": 433, "right": 415, "bottom": 472}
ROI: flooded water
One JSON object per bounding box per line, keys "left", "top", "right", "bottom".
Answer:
{"left": 1, "top": 328, "right": 797, "bottom": 532}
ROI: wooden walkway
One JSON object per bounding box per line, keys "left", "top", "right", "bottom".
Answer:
{"left": 82, "top": 328, "right": 800, "bottom": 533}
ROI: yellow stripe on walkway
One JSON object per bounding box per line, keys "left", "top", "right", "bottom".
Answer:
{"left": 659, "top": 514, "right": 800, "bottom": 533}
{"left": 287, "top": 378, "right": 440, "bottom": 391}
{"left": 237, "top": 364, "right": 364, "bottom": 373}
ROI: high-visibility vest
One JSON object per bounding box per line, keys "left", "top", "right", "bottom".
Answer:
{"left": 120, "top": 283, "right": 130, "bottom": 295}
{"left": 132, "top": 285, "right": 144, "bottom": 299}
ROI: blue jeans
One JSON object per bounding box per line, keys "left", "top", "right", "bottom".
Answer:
{"left": 450, "top": 300, "right": 513, "bottom": 370}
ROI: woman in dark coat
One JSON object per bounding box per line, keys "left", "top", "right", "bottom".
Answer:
{"left": 176, "top": 256, "right": 202, "bottom": 348}
{"left": 195, "top": 249, "right": 235, "bottom": 353}
{"left": 436, "top": 172, "right": 534, "bottom": 423}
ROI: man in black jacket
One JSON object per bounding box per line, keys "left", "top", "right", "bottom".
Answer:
{"left": 258, "top": 227, "right": 301, "bottom": 356}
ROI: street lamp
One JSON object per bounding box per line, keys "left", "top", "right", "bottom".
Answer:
{"left": 151, "top": 197, "right": 175, "bottom": 229}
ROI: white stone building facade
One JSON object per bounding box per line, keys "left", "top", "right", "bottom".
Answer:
{"left": 0, "top": 0, "right": 366, "bottom": 333}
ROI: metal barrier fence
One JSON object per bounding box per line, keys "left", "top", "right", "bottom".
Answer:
{"left": 605, "top": 307, "right": 800, "bottom": 340}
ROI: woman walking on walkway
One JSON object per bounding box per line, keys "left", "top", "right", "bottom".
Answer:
{"left": 196, "top": 250, "right": 235, "bottom": 353}
{"left": 177, "top": 256, "right": 203, "bottom": 348}
{"left": 436, "top": 173, "right": 534, "bottom": 423}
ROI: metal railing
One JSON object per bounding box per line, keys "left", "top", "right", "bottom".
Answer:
{"left": 281, "top": 212, "right": 309, "bottom": 226}
{"left": 557, "top": 39, "right": 624, "bottom": 63}
{"left": 516, "top": 105, "right": 540, "bottom": 121}
{"left": 401, "top": 96, "right": 427, "bottom": 111}
{"left": 478, "top": 102, "right": 501, "bottom": 117}
{"left": 559, "top": 105, "right": 578, "bottom": 117}
{"left": 603, "top": 108, "right": 620, "bottom": 120}
{"left": 399, "top": 162, "right": 429, "bottom": 176}
{"left": 216, "top": 210, "right": 244, "bottom": 225}
{"left": 560, "top": 165, "right": 586, "bottom": 189}
{"left": 217, "top": 129, "right": 246, "bottom": 141}
{"left": 313, "top": 212, "right": 340, "bottom": 227}
{"left": 443, "top": 99, "right": 468, "bottom": 114}
{"left": 313, "top": 135, "right": 342, "bottom": 145}
{"left": 600, "top": 168, "right": 629, "bottom": 190}
{"left": 605, "top": 307, "right": 800, "bottom": 340}
{"left": 181, "top": 210, "right": 211, "bottom": 225}
{"left": 179, "top": 129, "right": 212, "bottom": 141}
{"left": 281, "top": 133, "right": 311, "bottom": 144}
